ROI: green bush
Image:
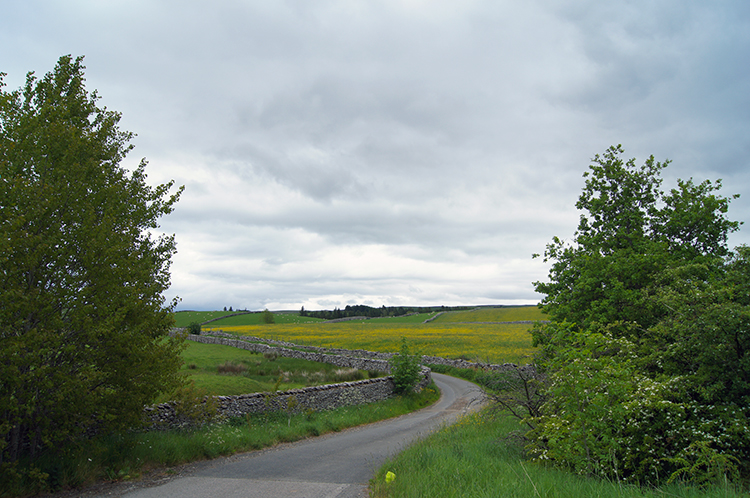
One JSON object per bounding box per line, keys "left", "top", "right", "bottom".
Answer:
{"left": 168, "top": 381, "right": 219, "bottom": 427}
{"left": 187, "top": 321, "right": 202, "bottom": 335}
{"left": 527, "top": 329, "right": 750, "bottom": 485}
{"left": 261, "top": 309, "right": 275, "bottom": 324}
{"left": 389, "top": 338, "right": 422, "bottom": 394}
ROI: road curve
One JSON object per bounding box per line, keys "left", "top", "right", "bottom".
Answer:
{"left": 104, "top": 373, "right": 483, "bottom": 498}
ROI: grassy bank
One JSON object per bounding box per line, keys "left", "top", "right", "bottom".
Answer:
{"left": 370, "top": 409, "right": 747, "bottom": 498}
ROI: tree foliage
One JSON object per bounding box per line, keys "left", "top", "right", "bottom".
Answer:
{"left": 261, "top": 308, "right": 275, "bottom": 324}
{"left": 389, "top": 338, "right": 422, "bottom": 394}
{"left": 529, "top": 146, "right": 748, "bottom": 485}
{"left": 535, "top": 145, "right": 740, "bottom": 332}
{"left": 0, "top": 56, "right": 185, "bottom": 472}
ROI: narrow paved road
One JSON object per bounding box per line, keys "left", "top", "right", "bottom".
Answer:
{"left": 98, "top": 373, "right": 483, "bottom": 498}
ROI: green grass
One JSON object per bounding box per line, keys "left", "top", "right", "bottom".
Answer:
{"left": 170, "top": 341, "right": 381, "bottom": 399}
{"left": 173, "top": 310, "right": 238, "bottom": 327}
{"left": 173, "top": 310, "right": 323, "bottom": 327}
{"left": 373, "top": 365, "right": 749, "bottom": 497}
{"left": 207, "top": 312, "right": 324, "bottom": 326}
{"left": 431, "top": 306, "right": 545, "bottom": 323}
{"left": 370, "top": 409, "right": 747, "bottom": 498}
{"left": 203, "top": 312, "right": 438, "bottom": 327}
{"left": 365, "top": 312, "right": 441, "bottom": 324}
{"left": 20, "top": 386, "right": 440, "bottom": 496}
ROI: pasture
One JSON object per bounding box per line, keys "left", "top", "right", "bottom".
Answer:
{"left": 173, "top": 341, "right": 381, "bottom": 397}
{"left": 430, "top": 305, "right": 545, "bottom": 323}
{"left": 173, "top": 310, "right": 323, "bottom": 327}
{"left": 173, "top": 310, "right": 236, "bottom": 327}
{"left": 197, "top": 306, "right": 543, "bottom": 365}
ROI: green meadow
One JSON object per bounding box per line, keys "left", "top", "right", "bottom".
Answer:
{"left": 171, "top": 307, "right": 546, "bottom": 401}
{"left": 174, "top": 305, "right": 546, "bottom": 328}
{"left": 173, "top": 310, "right": 323, "bottom": 327}
{"left": 171, "top": 341, "right": 381, "bottom": 399}
{"left": 173, "top": 310, "right": 237, "bottom": 327}
{"left": 430, "top": 305, "right": 546, "bottom": 323}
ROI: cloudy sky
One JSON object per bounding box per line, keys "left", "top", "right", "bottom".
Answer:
{"left": 2, "top": 1, "right": 749, "bottom": 311}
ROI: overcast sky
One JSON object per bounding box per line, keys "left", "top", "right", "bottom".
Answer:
{"left": 2, "top": 1, "right": 749, "bottom": 311}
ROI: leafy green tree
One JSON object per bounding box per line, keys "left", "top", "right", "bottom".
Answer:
{"left": 535, "top": 145, "right": 740, "bottom": 334}
{"left": 0, "top": 56, "right": 185, "bottom": 472}
{"left": 648, "top": 248, "right": 750, "bottom": 406}
{"left": 261, "top": 308, "right": 275, "bottom": 324}
{"left": 530, "top": 146, "right": 747, "bottom": 484}
{"left": 389, "top": 338, "right": 422, "bottom": 394}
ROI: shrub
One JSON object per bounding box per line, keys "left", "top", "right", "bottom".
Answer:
{"left": 187, "top": 321, "right": 202, "bottom": 335}
{"left": 527, "top": 330, "right": 750, "bottom": 484}
{"left": 389, "top": 338, "right": 422, "bottom": 394}
{"left": 261, "top": 309, "right": 275, "bottom": 324}
{"left": 479, "top": 366, "right": 547, "bottom": 432}
{"left": 168, "top": 381, "right": 219, "bottom": 427}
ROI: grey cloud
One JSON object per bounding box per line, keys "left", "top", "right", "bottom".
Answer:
{"left": 3, "top": 0, "right": 749, "bottom": 310}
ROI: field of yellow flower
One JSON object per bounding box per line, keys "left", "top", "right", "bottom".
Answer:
{"left": 207, "top": 306, "right": 543, "bottom": 364}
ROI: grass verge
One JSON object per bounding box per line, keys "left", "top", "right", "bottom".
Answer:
{"left": 370, "top": 409, "right": 748, "bottom": 498}
{"left": 15, "top": 385, "right": 439, "bottom": 497}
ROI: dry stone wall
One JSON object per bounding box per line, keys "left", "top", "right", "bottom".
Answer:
{"left": 145, "top": 377, "right": 396, "bottom": 429}
{"left": 147, "top": 329, "right": 530, "bottom": 430}
{"left": 145, "top": 331, "right": 430, "bottom": 429}
{"left": 200, "top": 330, "right": 527, "bottom": 374}
{"left": 187, "top": 332, "right": 397, "bottom": 373}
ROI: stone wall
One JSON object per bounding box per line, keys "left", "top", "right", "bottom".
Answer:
{"left": 198, "top": 330, "right": 527, "bottom": 374}
{"left": 186, "top": 331, "right": 432, "bottom": 388}
{"left": 145, "top": 376, "right": 397, "bottom": 429}
{"left": 148, "top": 329, "right": 531, "bottom": 430}
{"left": 187, "top": 333, "right": 395, "bottom": 373}
{"left": 146, "top": 331, "right": 431, "bottom": 429}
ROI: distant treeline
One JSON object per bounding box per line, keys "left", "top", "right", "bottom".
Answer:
{"left": 300, "top": 304, "right": 473, "bottom": 320}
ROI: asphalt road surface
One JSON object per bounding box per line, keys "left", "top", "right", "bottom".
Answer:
{"left": 93, "top": 373, "right": 484, "bottom": 498}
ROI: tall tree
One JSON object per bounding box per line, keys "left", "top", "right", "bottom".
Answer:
{"left": 534, "top": 145, "right": 740, "bottom": 333}
{"left": 528, "top": 146, "right": 747, "bottom": 484}
{"left": 0, "top": 56, "right": 185, "bottom": 466}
